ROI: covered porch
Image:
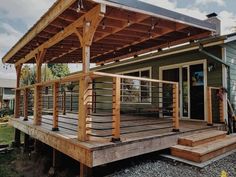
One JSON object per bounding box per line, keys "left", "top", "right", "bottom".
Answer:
{"left": 2, "top": 0, "right": 223, "bottom": 175}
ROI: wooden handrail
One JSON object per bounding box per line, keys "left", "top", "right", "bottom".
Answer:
{"left": 90, "top": 72, "right": 178, "bottom": 85}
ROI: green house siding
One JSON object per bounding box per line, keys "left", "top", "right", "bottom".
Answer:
{"left": 95, "top": 46, "right": 223, "bottom": 120}
{"left": 100, "top": 47, "right": 222, "bottom": 88}
{"left": 226, "top": 41, "right": 236, "bottom": 109}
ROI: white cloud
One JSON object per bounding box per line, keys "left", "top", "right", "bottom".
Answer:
{"left": 0, "top": 0, "right": 56, "bottom": 79}
{"left": 195, "top": 0, "right": 225, "bottom": 6}
{"left": 140, "top": 0, "right": 236, "bottom": 35}
{"left": 0, "top": 23, "right": 23, "bottom": 50}
{"left": 218, "top": 11, "right": 236, "bottom": 35}
{"left": 0, "top": 0, "right": 56, "bottom": 28}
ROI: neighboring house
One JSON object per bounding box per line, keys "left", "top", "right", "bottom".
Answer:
{"left": 0, "top": 78, "right": 16, "bottom": 110}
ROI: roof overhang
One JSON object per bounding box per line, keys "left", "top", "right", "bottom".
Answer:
{"left": 2, "top": 0, "right": 216, "bottom": 66}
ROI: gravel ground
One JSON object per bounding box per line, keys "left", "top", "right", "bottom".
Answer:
{"left": 104, "top": 152, "right": 236, "bottom": 177}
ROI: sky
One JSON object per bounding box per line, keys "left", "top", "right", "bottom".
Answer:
{"left": 0, "top": 0, "right": 236, "bottom": 79}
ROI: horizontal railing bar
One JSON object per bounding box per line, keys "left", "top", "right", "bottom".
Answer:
{"left": 87, "top": 133, "right": 112, "bottom": 138}
{"left": 87, "top": 127, "right": 114, "bottom": 131}
{"left": 86, "top": 120, "right": 114, "bottom": 124}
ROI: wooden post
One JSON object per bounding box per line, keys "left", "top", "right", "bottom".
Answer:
{"left": 14, "top": 64, "right": 22, "bottom": 118}
{"left": 78, "top": 77, "right": 89, "bottom": 141}
{"left": 33, "top": 50, "right": 46, "bottom": 125}
{"left": 52, "top": 82, "right": 59, "bottom": 131}
{"left": 23, "top": 88, "right": 29, "bottom": 121}
{"left": 173, "top": 84, "right": 179, "bottom": 132}
{"left": 63, "top": 90, "right": 66, "bottom": 115}
{"left": 14, "top": 129, "right": 21, "bottom": 147}
{"left": 80, "top": 163, "right": 92, "bottom": 177}
{"left": 77, "top": 5, "right": 106, "bottom": 141}
{"left": 70, "top": 91, "right": 73, "bottom": 111}
{"left": 207, "top": 87, "right": 213, "bottom": 126}
{"left": 219, "top": 97, "right": 225, "bottom": 123}
{"left": 24, "top": 133, "right": 30, "bottom": 153}
{"left": 33, "top": 85, "right": 42, "bottom": 125}
{"left": 112, "top": 77, "right": 121, "bottom": 142}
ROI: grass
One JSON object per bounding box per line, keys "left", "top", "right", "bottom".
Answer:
{"left": 0, "top": 125, "right": 14, "bottom": 145}
{"left": 0, "top": 151, "right": 19, "bottom": 177}
{"left": 0, "top": 125, "right": 20, "bottom": 177}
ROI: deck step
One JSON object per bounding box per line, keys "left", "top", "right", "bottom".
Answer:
{"left": 178, "top": 130, "right": 227, "bottom": 147}
{"left": 171, "top": 135, "right": 236, "bottom": 163}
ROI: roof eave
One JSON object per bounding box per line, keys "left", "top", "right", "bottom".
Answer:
{"left": 92, "top": 0, "right": 216, "bottom": 32}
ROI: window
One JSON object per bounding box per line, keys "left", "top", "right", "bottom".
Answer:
{"left": 121, "top": 68, "right": 151, "bottom": 104}
{"left": 4, "top": 88, "right": 14, "bottom": 95}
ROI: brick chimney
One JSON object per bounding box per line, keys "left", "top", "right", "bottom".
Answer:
{"left": 205, "top": 13, "right": 221, "bottom": 36}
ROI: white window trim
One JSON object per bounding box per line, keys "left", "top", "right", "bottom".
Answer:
{"left": 159, "top": 59, "right": 208, "bottom": 121}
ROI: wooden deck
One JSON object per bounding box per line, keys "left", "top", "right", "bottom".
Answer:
{"left": 9, "top": 114, "right": 225, "bottom": 167}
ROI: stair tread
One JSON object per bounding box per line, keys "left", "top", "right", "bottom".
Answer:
{"left": 178, "top": 130, "right": 226, "bottom": 143}
{"left": 172, "top": 135, "right": 236, "bottom": 156}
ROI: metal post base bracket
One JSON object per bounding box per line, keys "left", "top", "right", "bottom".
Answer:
{"left": 172, "top": 129, "right": 180, "bottom": 132}
{"left": 111, "top": 137, "right": 121, "bottom": 143}
{"left": 52, "top": 128, "right": 59, "bottom": 131}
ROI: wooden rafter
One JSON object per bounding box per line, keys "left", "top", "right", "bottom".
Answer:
{"left": 15, "top": 4, "right": 105, "bottom": 66}
{"left": 3, "top": 0, "right": 77, "bottom": 64}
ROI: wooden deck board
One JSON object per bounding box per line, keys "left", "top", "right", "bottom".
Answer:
{"left": 10, "top": 114, "right": 225, "bottom": 167}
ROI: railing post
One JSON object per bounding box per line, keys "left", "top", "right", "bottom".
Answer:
{"left": 172, "top": 83, "right": 179, "bottom": 132}
{"left": 219, "top": 95, "right": 225, "bottom": 123}
{"left": 52, "top": 82, "right": 59, "bottom": 131}
{"left": 33, "top": 85, "right": 42, "bottom": 125}
{"left": 112, "top": 77, "right": 121, "bottom": 142}
{"left": 14, "top": 89, "right": 21, "bottom": 118}
{"left": 23, "top": 88, "right": 29, "bottom": 121}
{"left": 207, "top": 87, "right": 213, "bottom": 126}
{"left": 78, "top": 76, "right": 89, "bottom": 141}
{"left": 62, "top": 90, "right": 66, "bottom": 115}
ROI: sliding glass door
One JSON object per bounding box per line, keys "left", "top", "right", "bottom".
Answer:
{"left": 161, "top": 63, "right": 205, "bottom": 120}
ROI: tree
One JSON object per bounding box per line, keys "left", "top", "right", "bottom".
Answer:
{"left": 42, "top": 65, "right": 55, "bottom": 82}
{"left": 48, "top": 64, "right": 70, "bottom": 78}
{"left": 21, "top": 65, "right": 33, "bottom": 86}
{"left": 20, "top": 65, "right": 55, "bottom": 86}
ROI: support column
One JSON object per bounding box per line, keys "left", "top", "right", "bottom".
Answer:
{"left": 14, "top": 64, "right": 22, "bottom": 147}
{"left": 78, "top": 45, "right": 91, "bottom": 141}
{"left": 52, "top": 82, "right": 59, "bottom": 131}
{"left": 24, "top": 133, "right": 30, "bottom": 153}
{"left": 33, "top": 50, "right": 46, "bottom": 125}
{"left": 14, "top": 129, "right": 21, "bottom": 147}
{"left": 76, "top": 5, "right": 106, "bottom": 142}
{"left": 14, "top": 64, "right": 22, "bottom": 118}
{"left": 80, "top": 163, "right": 92, "bottom": 177}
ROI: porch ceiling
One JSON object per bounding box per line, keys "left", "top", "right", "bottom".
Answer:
{"left": 2, "top": 0, "right": 216, "bottom": 65}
